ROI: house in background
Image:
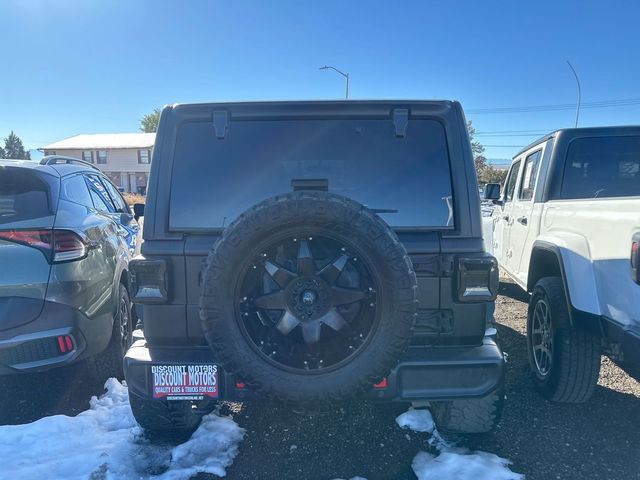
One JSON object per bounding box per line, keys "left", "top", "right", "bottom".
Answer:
{"left": 40, "top": 133, "right": 155, "bottom": 193}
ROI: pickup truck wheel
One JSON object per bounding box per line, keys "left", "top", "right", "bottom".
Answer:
{"left": 200, "top": 192, "right": 417, "bottom": 405}
{"left": 86, "top": 284, "right": 133, "bottom": 382}
{"left": 527, "top": 277, "right": 601, "bottom": 403}
{"left": 431, "top": 388, "right": 504, "bottom": 434}
{"left": 128, "top": 392, "right": 202, "bottom": 441}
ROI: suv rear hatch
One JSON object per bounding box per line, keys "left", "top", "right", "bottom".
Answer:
{"left": 0, "top": 165, "right": 58, "bottom": 331}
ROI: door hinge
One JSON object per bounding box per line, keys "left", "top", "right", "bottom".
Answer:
{"left": 393, "top": 108, "right": 409, "bottom": 138}
{"left": 213, "top": 110, "right": 229, "bottom": 139}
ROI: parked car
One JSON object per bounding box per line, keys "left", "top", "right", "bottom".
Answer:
{"left": 484, "top": 126, "right": 640, "bottom": 402}
{"left": 0, "top": 156, "right": 140, "bottom": 380}
{"left": 124, "top": 100, "right": 503, "bottom": 439}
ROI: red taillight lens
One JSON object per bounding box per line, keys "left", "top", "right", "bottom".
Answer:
{"left": 631, "top": 242, "right": 638, "bottom": 269}
{"left": 0, "top": 229, "right": 87, "bottom": 263}
{"left": 373, "top": 378, "right": 388, "bottom": 389}
{"left": 56, "top": 335, "right": 75, "bottom": 354}
{"left": 0, "top": 229, "right": 52, "bottom": 250}
{"left": 52, "top": 230, "right": 87, "bottom": 263}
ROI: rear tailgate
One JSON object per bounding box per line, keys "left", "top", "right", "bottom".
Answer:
{"left": 0, "top": 166, "right": 58, "bottom": 330}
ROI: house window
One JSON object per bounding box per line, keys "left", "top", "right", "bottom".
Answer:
{"left": 45, "top": 150, "right": 56, "bottom": 156}
{"left": 138, "top": 149, "right": 151, "bottom": 164}
{"left": 96, "top": 150, "right": 107, "bottom": 164}
{"left": 82, "top": 151, "right": 94, "bottom": 163}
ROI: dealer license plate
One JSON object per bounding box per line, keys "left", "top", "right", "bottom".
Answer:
{"left": 151, "top": 364, "right": 219, "bottom": 401}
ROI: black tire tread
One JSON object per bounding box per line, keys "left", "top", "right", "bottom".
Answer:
{"left": 199, "top": 191, "right": 417, "bottom": 406}
{"left": 128, "top": 392, "right": 201, "bottom": 441}
{"left": 431, "top": 389, "right": 504, "bottom": 434}
{"left": 529, "top": 277, "right": 601, "bottom": 403}
{"left": 86, "top": 284, "right": 131, "bottom": 382}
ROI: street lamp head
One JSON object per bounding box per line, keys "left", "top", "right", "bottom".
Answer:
{"left": 319, "top": 66, "right": 329, "bottom": 70}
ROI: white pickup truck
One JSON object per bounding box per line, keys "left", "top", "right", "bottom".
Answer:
{"left": 484, "top": 126, "right": 640, "bottom": 403}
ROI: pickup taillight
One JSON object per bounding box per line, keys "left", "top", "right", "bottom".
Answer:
{"left": 456, "top": 256, "right": 499, "bottom": 302}
{"left": 129, "top": 257, "right": 168, "bottom": 304}
{"left": 631, "top": 236, "right": 640, "bottom": 285}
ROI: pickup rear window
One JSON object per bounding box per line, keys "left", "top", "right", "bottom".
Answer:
{"left": 561, "top": 135, "right": 640, "bottom": 199}
{"left": 169, "top": 118, "right": 454, "bottom": 230}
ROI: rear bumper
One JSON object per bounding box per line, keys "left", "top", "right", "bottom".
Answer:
{"left": 124, "top": 332, "right": 504, "bottom": 403}
{"left": 0, "top": 299, "right": 113, "bottom": 375}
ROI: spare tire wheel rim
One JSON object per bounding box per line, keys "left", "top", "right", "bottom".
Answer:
{"left": 531, "top": 298, "right": 554, "bottom": 377}
{"left": 236, "top": 233, "right": 380, "bottom": 374}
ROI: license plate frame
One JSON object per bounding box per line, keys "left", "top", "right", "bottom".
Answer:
{"left": 150, "top": 364, "right": 219, "bottom": 401}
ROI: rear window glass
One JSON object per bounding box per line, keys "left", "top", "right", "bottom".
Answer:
{"left": 169, "top": 119, "right": 454, "bottom": 230}
{"left": 561, "top": 135, "right": 640, "bottom": 199}
{"left": 0, "top": 168, "right": 53, "bottom": 225}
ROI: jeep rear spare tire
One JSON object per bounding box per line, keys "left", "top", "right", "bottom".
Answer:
{"left": 200, "top": 191, "right": 417, "bottom": 404}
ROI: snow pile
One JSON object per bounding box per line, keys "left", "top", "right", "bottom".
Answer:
{"left": 396, "top": 409, "right": 523, "bottom": 480}
{"left": 0, "top": 378, "right": 244, "bottom": 479}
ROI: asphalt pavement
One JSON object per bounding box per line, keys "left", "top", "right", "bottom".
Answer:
{"left": 1, "top": 277, "right": 639, "bottom": 479}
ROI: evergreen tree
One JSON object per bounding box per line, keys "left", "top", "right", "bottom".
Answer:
{"left": 3, "top": 131, "right": 30, "bottom": 159}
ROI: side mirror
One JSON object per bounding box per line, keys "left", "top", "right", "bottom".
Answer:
{"left": 133, "top": 203, "right": 145, "bottom": 220}
{"left": 484, "top": 183, "right": 501, "bottom": 202}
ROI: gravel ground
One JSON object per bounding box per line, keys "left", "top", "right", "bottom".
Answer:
{"left": 1, "top": 276, "right": 639, "bottom": 479}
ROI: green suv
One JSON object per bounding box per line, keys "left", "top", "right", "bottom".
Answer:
{"left": 0, "top": 156, "right": 139, "bottom": 380}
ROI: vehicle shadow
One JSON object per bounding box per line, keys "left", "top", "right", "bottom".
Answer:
{"left": 459, "top": 320, "right": 640, "bottom": 480}
{"left": 222, "top": 398, "right": 427, "bottom": 480}
{"left": 0, "top": 364, "right": 108, "bottom": 425}
{"left": 497, "top": 280, "right": 530, "bottom": 303}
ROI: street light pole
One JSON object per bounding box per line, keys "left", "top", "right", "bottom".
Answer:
{"left": 319, "top": 65, "right": 349, "bottom": 99}
{"left": 566, "top": 60, "right": 581, "bottom": 128}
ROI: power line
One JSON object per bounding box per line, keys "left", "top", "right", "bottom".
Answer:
{"left": 467, "top": 97, "right": 640, "bottom": 114}
{"left": 476, "top": 129, "right": 551, "bottom": 134}
{"left": 482, "top": 144, "right": 526, "bottom": 148}
{"left": 476, "top": 133, "right": 550, "bottom": 137}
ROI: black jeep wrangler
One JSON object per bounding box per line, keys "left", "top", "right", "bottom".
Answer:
{"left": 124, "top": 100, "right": 503, "bottom": 437}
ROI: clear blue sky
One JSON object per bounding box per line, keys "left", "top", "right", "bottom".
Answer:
{"left": 1, "top": 0, "right": 639, "bottom": 161}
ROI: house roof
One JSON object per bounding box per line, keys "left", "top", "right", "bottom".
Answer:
{"left": 40, "top": 133, "right": 156, "bottom": 150}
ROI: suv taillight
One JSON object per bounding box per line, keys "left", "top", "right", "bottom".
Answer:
{"left": 456, "top": 256, "right": 499, "bottom": 302}
{"left": 0, "top": 229, "right": 88, "bottom": 263}
{"left": 631, "top": 237, "right": 639, "bottom": 284}
{"left": 129, "top": 257, "right": 168, "bottom": 304}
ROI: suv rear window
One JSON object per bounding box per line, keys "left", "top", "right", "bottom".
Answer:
{"left": 0, "top": 168, "right": 53, "bottom": 225}
{"left": 561, "top": 135, "right": 640, "bottom": 199}
{"left": 169, "top": 119, "right": 454, "bottom": 230}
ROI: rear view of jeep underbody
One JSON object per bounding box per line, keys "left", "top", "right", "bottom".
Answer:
{"left": 124, "top": 100, "right": 504, "bottom": 437}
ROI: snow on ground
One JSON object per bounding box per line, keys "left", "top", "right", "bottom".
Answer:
{"left": 396, "top": 409, "right": 523, "bottom": 480}
{"left": 0, "top": 378, "right": 244, "bottom": 480}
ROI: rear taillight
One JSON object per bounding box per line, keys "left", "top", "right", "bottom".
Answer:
{"left": 456, "top": 256, "right": 499, "bottom": 302}
{"left": 130, "top": 257, "right": 168, "bottom": 304}
{"left": 52, "top": 230, "right": 88, "bottom": 262}
{"left": 56, "top": 335, "right": 75, "bottom": 354}
{"left": 0, "top": 229, "right": 88, "bottom": 263}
